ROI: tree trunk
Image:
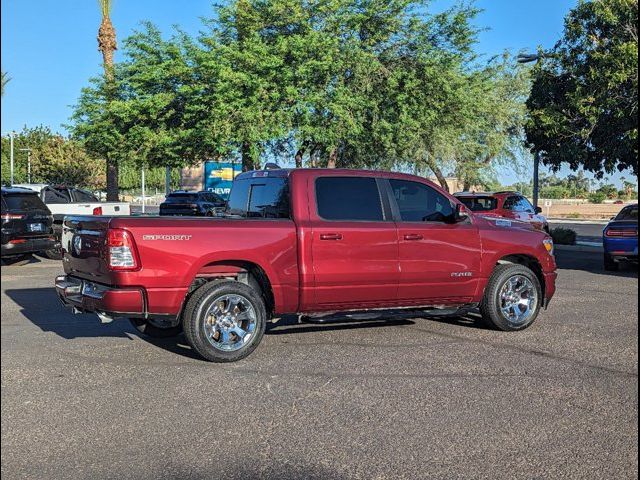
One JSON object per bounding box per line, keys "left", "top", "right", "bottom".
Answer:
{"left": 426, "top": 158, "right": 449, "bottom": 192}
{"left": 327, "top": 147, "right": 338, "bottom": 169}
{"left": 294, "top": 149, "right": 304, "bottom": 169}
{"left": 106, "top": 160, "right": 119, "bottom": 201}
{"left": 241, "top": 141, "right": 254, "bottom": 171}
{"left": 98, "top": 11, "right": 118, "bottom": 200}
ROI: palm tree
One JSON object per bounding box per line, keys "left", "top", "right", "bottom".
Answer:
{"left": 1, "top": 71, "right": 10, "bottom": 96}
{"left": 97, "top": 0, "right": 119, "bottom": 200}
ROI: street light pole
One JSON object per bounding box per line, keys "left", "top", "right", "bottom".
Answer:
{"left": 19, "top": 148, "right": 32, "bottom": 184}
{"left": 9, "top": 131, "right": 15, "bottom": 185}
{"left": 533, "top": 151, "right": 540, "bottom": 209}
{"left": 517, "top": 52, "right": 545, "bottom": 209}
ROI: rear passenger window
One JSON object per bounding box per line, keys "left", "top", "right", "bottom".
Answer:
{"left": 226, "top": 178, "right": 290, "bottom": 219}
{"left": 316, "top": 177, "right": 384, "bottom": 221}
{"left": 73, "top": 189, "right": 98, "bottom": 202}
{"left": 389, "top": 179, "right": 454, "bottom": 222}
{"left": 43, "top": 187, "right": 71, "bottom": 204}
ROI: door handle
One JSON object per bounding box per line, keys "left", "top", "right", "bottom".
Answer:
{"left": 320, "top": 233, "right": 343, "bottom": 241}
{"left": 404, "top": 234, "right": 424, "bottom": 241}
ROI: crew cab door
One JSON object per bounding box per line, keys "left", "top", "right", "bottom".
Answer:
{"left": 385, "top": 179, "right": 481, "bottom": 304}
{"left": 309, "top": 176, "right": 399, "bottom": 309}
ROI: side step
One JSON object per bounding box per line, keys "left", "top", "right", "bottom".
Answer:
{"left": 299, "top": 305, "right": 477, "bottom": 324}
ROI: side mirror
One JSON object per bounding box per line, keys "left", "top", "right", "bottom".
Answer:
{"left": 455, "top": 203, "right": 469, "bottom": 222}
{"left": 535, "top": 206, "right": 543, "bottom": 214}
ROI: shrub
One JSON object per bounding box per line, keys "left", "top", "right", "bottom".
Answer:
{"left": 588, "top": 191, "right": 607, "bottom": 204}
{"left": 550, "top": 227, "right": 577, "bottom": 245}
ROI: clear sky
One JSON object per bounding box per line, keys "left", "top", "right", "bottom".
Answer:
{"left": 1, "top": 0, "right": 632, "bottom": 186}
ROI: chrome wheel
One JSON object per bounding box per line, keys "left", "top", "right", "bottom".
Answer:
{"left": 203, "top": 294, "right": 257, "bottom": 352}
{"left": 499, "top": 275, "right": 538, "bottom": 325}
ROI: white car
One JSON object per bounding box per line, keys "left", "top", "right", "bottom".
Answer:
{"left": 13, "top": 184, "right": 130, "bottom": 259}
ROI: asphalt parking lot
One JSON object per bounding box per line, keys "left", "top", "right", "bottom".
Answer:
{"left": 1, "top": 251, "right": 637, "bottom": 479}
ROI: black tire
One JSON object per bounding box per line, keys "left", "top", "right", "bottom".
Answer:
{"left": 480, "top": 264, "right": 542, "bottom": 331}
{"left": 129, "top": 318, "right": 183, "bottom": 338}
{"left": 182, "top": 280, "right": 267, "bottom": 362}
{"left": 604, "top": 253, "right": 619, "bottom": 272}
{"left": 43, "top": 248, "right": 63, "bottom": 260}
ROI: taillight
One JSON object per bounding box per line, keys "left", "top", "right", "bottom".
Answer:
{"left": 2, "top": 214, "right": 24, "bottom": 220}
{"left": 106, "top": 229, "right": 140, "bottom": 271}
{"left": 93, "top": 206, "right": 103, "bottom": 215}
{"left": 605, "top": 228, "right": 638, "bottom": 238}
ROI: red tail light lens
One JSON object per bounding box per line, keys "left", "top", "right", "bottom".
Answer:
{"left": 92, "top": 206, "right": 103, "bottom": 215}
{"left": 605, "top": 228, "right": 638, "bottom": 238}
{"left": 2, "top": 214, "right": 24, "bottom": 220}
{"left": 106, "top": 229, "right": 140, "bottom": 271}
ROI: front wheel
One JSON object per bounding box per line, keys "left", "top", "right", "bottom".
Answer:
{"left": 480, "top": 264, "right": 542, "bottom": 331}
{"left": 129, "top": 318, "right": 183, "bottom": 338}
{"left": 182, "top": 280, "right": 267, "bottom": 362}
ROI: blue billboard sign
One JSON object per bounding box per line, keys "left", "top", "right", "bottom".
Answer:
{"left": 204, "top": 161, "right": 242, "bottom": 199}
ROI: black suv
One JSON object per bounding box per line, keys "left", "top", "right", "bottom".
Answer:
{"left": 159, "top": 191, "right": 226, "bottom": 216}
{"left": 1, "top": 187, "right": 56, "bottom": 262}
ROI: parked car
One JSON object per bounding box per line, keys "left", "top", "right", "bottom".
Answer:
{"left": 603, "top": 204, "right": 638, "bottom": 271}
{"left": 454, "top": 191, "right": 550, "bottom": 233}
{"left": 159, "top": 191, "right": 227, "bottom": 217}
{"left": 56, "top": 169, "right": 557, "bottom": 362}
{"left": 1, "top": 187, "right": 56, "bottom": 264}
{"left": 14, "top": 184, "right": 130, "bottom": 259}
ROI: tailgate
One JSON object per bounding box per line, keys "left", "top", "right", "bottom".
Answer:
{"left": 61, "top": 216, "right": 114, "bottom": 283}
{"left": 100, "top": 203, "right": 130, "bottom": 215}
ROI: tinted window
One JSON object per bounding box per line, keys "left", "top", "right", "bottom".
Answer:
{"left": 227, "top": 178, "right": 290, "bottom": 219}
{"left": 2, "top": 193, "right": 47, "bottom": 211}
{"left": 43, "top": 187, "right": 71, "bottom": 204}
{"left": 390, "top": 179, "right": 454, "bottom": 222}
{"left": 458, "top": 196, "right": 498, "bottom": 212}
{"left": 73, "top": 189, "right": 98, "bottom": 202}
{"left": 504, "top": 196, "right": 533, "bottom": 212}
{"left": 165, "top": 193, "right": 198, "bottom": 203}
{"left": 316, "top": 177, "right": 384, "bottom": 221}
{"left": 615, "top": 206, "right": 638, "bottom": 221}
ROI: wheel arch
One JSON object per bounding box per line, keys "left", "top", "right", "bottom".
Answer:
{"left": 495, "top": 254, "right": 545, "bottom": 295}
{"left": 182, "top": 260, "right": 276, "bottom": 318}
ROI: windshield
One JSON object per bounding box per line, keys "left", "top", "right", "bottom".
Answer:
{"left": 615, "top": 206, "right": 638, "bottom": 221}
{"left": 457, "top": 196, "right": 498, "bottom": 212}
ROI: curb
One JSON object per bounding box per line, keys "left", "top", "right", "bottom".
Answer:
{"left": 548, "top": 218, "right": 609, "bottom": 225}
{"left": 555, "top": 244, "right": 603, "bottom": 253}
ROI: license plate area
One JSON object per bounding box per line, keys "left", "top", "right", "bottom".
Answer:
{"left": 28, "top": 223, "right": 45, "bottom": 232}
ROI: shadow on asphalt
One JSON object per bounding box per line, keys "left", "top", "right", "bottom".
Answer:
{"left": 6, "top": 249, "right": 635, "bottom": 361}
{"left": 5, "top": 286, "right": 490, "bottom": 361}
{"left": 555, "top": 250, "right": 638, "bottom": 278}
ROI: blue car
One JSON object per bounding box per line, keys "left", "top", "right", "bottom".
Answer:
{"left": 603, "top": 204, "right": 638, "bottom": 271}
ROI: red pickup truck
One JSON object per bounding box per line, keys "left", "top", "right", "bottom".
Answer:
{"left": 56, "top": 169, "right": 557, "bottom": 362}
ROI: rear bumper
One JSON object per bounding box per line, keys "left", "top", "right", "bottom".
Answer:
{"left": 55, "top": 275, "right": 145, "bottom": 317}
{"left": 603, "top": 237, "right": 638, "bottom": 260}
{"left": 1, "top": 237, "right": 57, "bottom": 257}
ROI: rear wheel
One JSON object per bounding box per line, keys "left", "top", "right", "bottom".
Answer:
{"left": 182, "top": 280, "right": 267, "bottom": 362}
{"left": 603, "top": 253, "right": 619, "bottom": 272}
{"left": 129, "top": 318, "right": 182, "bottom": 338}
{"left": 480, "top": 264, "right": 542, "bottom": 331}
{"left": 43, "top": 247, "right": 63, "bottom": 260}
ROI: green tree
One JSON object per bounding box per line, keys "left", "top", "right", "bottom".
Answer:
{"left": 526, "top": 0, "right": 638, "bottom": 177}
{"left": 1, "top": 70, "right": 10, "bottom": 96}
